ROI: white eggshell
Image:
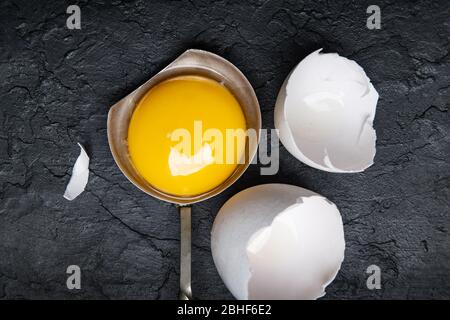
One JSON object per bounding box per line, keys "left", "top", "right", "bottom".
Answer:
{"left": 211, "top": 184, "right": 345, "bottom": 300}
{"left": 274, "top": 49, "right": 379, "bottom": 172}
{"left": 63, "top": 143, "right": 90, "bottom": 201}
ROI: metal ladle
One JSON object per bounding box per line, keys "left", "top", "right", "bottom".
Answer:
{"left": 107, "top": 49, "right": 261, "bottom": 299}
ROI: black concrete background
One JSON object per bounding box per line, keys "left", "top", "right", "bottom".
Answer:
{"left": 0, "top": 0, "right": 449, "bottom": 300}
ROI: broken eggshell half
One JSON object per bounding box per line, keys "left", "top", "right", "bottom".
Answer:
{"left": 274, "top": 49, "right": 379, "bottom": 172}
{"left": 211, "top": 184, "right": 345, "bottom": 300}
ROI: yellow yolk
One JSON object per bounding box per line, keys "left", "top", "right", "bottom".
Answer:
{"left": 127, "top": 75, "right": 247, "bottom": 197}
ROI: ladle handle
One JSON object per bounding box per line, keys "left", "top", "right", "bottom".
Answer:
{"left": 179, "top": 206, "right": 192, "bottom": 300}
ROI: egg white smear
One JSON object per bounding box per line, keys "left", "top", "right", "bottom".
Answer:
{"left": 274, "top": 49, "right": 379, "bottom": 172}
{"left": 211, "top": 184, "right": 345, "bottom": 300}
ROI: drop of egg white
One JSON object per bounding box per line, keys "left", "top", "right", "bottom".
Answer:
{"left": 168, "top": 143, "right": 214, "bottom": 176}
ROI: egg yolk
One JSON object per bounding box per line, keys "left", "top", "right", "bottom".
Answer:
{"left": 127, "top": 75, "right": 247, "bottom": 197}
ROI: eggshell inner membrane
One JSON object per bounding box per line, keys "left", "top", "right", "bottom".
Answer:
{"left": 247, "top": 196, "right": 345, "bottom": 300}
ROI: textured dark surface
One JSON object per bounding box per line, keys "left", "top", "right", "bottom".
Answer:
{"left": 0, "top": 0, "right": 449, "bottom": 300}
